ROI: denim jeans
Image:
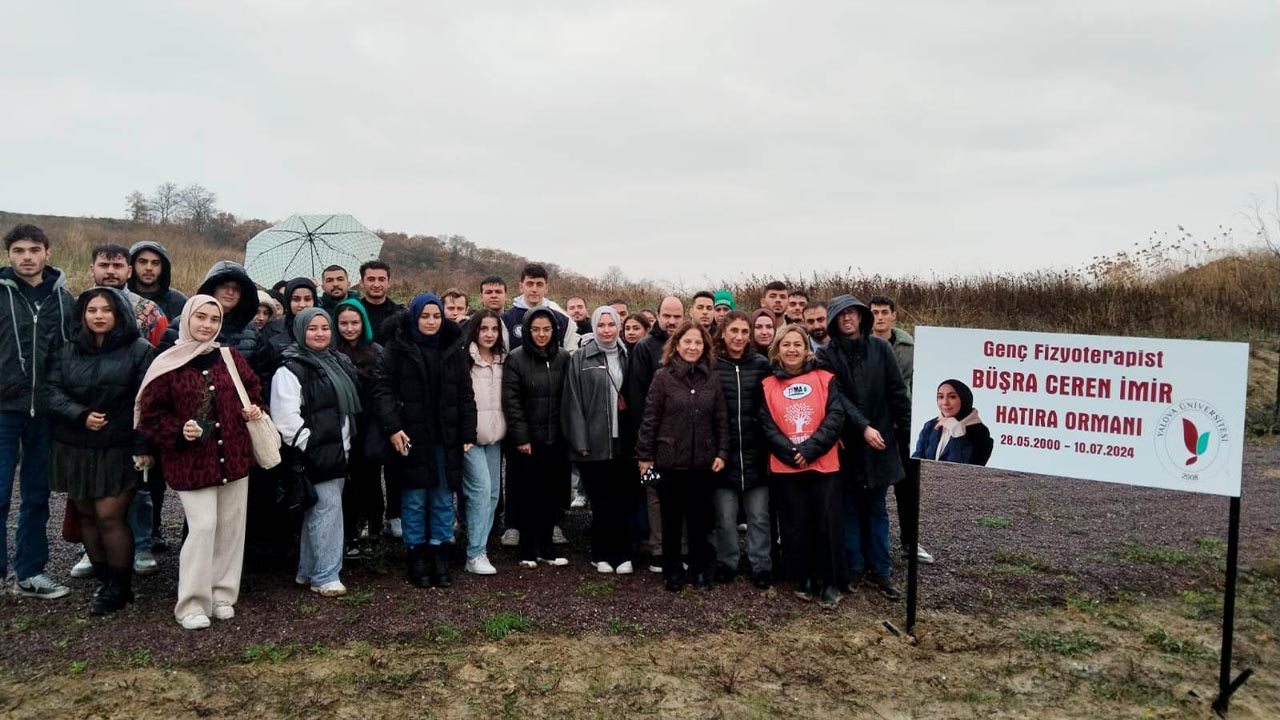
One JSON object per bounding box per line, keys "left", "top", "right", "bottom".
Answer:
{"left": 401, "top": 445, "right": 454, "bottom": 548}
{"left": 462, "top": 444, "right": 501, "bottom": 559}
{"left": 0, "top": 411, "right": 51, "bottom": 580}
{"left": 298, "top": 476, "right": 345, "bottom": 586}
{"left": 711, "top": 486, "right": 772, "bottom": 574}
{"left": 844, "top": 483, "right": 892, "bottom": 578}
{"left": 130, "top": 486, "right": 154, "bottom": 553}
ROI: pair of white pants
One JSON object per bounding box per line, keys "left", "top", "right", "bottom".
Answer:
{"left": 175, "top": 478, "right": 248, "bottom": 620}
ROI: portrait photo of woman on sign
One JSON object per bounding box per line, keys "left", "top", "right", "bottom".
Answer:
{"left": 913, "top": 379, "right": 993, "bottom": 466}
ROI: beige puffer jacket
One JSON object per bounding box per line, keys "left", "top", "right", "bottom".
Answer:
{"left": 469, "top": 343, "right": 507, "bottom": 445}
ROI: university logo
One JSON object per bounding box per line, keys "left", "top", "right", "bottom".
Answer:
{"left": 1154, "top": 399, "right": 1229, "bottom": 483}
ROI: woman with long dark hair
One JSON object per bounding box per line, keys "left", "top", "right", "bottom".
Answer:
{"left": 759, "top": 324, "right": 846, "bottom": 608}
{"left": 462, "top": 309, "right": 506, "bottom": 575}
{"left": 332, "top": 299, "right": 385, "bottom": 557}
{"left": 750, "top": 309, "right": 776, "bottom": 357}
{"left": 45, "top": 288, "right": 154, "bottom": 614}
{"left": 372, "top": 294, "right": 476, "bottom": 589}
{"left": 913, "top": 379, "right": 993, "bottom": 465}
{"left": 635, "top": 320, "right": 729, "bottom": 591}
{"left": 622, "top": 313, "right": 650, "bottom": 352}
{"left": 136, "top": 295, "right": 265, "bottom": 629}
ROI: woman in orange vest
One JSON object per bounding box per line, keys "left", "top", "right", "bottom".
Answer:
{"left": 759, "top": 324, "right": 846, "bottom": 608}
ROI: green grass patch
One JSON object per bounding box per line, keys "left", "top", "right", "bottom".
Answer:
{"left": 1115, "top": 543, "right": 1190, "bottom": 564}
{"left": 242, "top": 642, "right": 300, "bottom": 664}
{"left": 123, "top": 649, "right": 151, "bottom": 668}
{"left": 8, "top": 615, "right": 33, "bottom": 633}
{"left": 977, "top": 515, "right": 1011, "bottom": 529}
{"left": 578, "top": 580, "right": 614, "bottom": 598}
{"left": 482, "top": 611, "right": 531, "bottom": 640}
{"left": 1017, "top": 630, "right": 1103, "bottom": 657}
{"left": 67, "top": 660, "right": 87, "bottom": 675}
{"left": 991, "top": 549, "right": 1051, "bottom": 575}
{"left": 1144, "top": 628, "right": 1208, "bottom": 659}
{"left": 434, "top": 623, "right": 462, "bottom": 644}
{"left": 338, "top": 588, "right": 375, "bottom": 608}
{"left": 606, "top": 616, "right": 646, "bottom": 637}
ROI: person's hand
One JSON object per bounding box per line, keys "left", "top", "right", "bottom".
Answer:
{"left": 390, "top": 431, "right": 410, "bottom": 455}
{"left": 85, "top": 412, "right": 108, "bottom": 431}
{"left": 182, "top": 419, "right": 203, "bottom": 441}
{"left": 517, "top": 443, "right": 532, "bottom": 455}
{"left": 462, "top": 443, "right": 474, "bottom": 453}
{"left": 133, "top": 455, "right": 154, "bottom": 470}
{"left": 793, "top": 452, "right": 807, "bottom": 467}
{"left": 711, "top": 457, "right": 725, "bottom": 473}
{"left": 578, "top": 449, "right": 589, "bottom": 456}
{"left": 638, "top": 460, "right": 653, "bottom": 475}
{"left": 863, "top": 426, "right": 886, "bottom": 450}
{"left": 241, "top": 405, "right": 262, "bottom": 421}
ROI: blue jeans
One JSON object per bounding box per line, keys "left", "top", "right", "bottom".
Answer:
{"left": 462, "top": 444, "right": 501, "bottom": 559}
{"left": 130, "top": 487, "right": 153, "bottom": 553}
{"left": 0, "top": 411, "right": 51, "bottom": 580}
{"left": 401, "top": 446, "right": 455, "bottom": 547}
{"left": 299, "top": 477, "right": 345, "bottom": 586}
{"left": 844, "top": 484, "right": 892, "bottom": 578}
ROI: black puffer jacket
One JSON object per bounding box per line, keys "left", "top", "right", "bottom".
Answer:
{"left": 636, "top": 356, "right": 730, "bottom": 470}
{"left": 502, "top": 308, "right": 570, "bottom": 447}
{"left": 371, "top": 312, "right": 476, "bottom": 490}
{"left": 713, "top": 350, "right": 771, "bottom": 490}
{"left": 0, "top": 266, "right": 74, "bottom": 414}
{"left": 279, "top": 346, "right": 358, "bottom": 481}
{"left": 43, "top": 289, "right": 154, "bottom": 452}
{"left": 250, "top": 278, "right": 318, "bottom": 395}
{"left": 816, "top": 294, "right": 912, "bottom": 490}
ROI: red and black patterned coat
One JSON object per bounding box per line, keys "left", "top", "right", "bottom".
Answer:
{"left": 137, "top": 349, "right": 263, "bottom": 491}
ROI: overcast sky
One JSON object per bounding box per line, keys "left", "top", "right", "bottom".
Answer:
{"left": 3, "top": 2, "right": 1276, "bottom": 287}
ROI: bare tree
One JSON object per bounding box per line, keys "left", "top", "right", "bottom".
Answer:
{"left": 1242, "top": 184, "right": 1280, "bottom": 430}
{"left": 178, "top": 184, "right": 218, "bottom": 234}
{"left": 150, "top": 182, "right": 179, "bottom": 224}
{"left": 125, "top": 191, "right": 151, "bottom": 223}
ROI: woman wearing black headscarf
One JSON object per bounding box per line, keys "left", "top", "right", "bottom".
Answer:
{"left": 45, "top": 288, "right": 154, "bottom": 614}
{"left": 913, "top": 379, "right": 993, "bottom": 466}
{"left": 271, "top": 308, "right": 362, "bottom": 597}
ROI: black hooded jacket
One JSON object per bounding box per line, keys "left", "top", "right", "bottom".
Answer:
{"left": 182, "top": 261, "right": 259, "bottom": 358}
{"left": 0, "top": 265, "right": 74, "bottom": 413}
{"left": 127, "top": 241, "right": 188, "bottom": 319}
{"left": 43, "top": 288, "right": 154, "bottom": 452}
{"left": 815, "top": 294, "right": 912, "bottom": 490}
{"left": 370, "top": 311, "right": 476, "bottom": 490}
{"left": 251, "top": 278, "right": 318, "bottom": 395}
{"left": 502, "top": 307, "right": 570, "bottom": 447}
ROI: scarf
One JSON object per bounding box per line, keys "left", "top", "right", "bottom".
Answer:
{"left": 408, "top": 293, "right": 443, "bottom": 347}
{"left": 933, "top": 379, "right": 977, "bottom": 460}
{"left": 590, "top": 305, "right": 622, "bottom": 351}
{"left": 134, "top": 295, "right": 223, "bottom": 426}
{"left": 293, "top": 307, "right": 361, "bottom": 418}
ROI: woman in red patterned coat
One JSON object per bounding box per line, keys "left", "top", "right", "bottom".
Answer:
{"left": 135, "top": 295, "right": 265, "bottom": 631}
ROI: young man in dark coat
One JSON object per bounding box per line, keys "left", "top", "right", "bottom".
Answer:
{"left": 816, "top": 294, "right": 912, "bottom": 601}
{"left": 128, "top": 241, "right": 188, "bottom": 320}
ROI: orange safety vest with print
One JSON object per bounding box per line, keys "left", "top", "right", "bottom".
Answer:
{"left": 762, "top": 369, "right": 840, "bottom": 474}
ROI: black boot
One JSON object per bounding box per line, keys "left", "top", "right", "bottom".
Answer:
{"left": 432, "top": 545, "right": 451, "bottom": 589}
{"left": 115, "top": 566, "right": 134, "bottom": 605}
{"left": 90, "top": 568, "right": 130, "bottom": 616}
{"left": 90, "top": 561, "right": 109, "bottom": 600}
{"left": 407, "top": 544, "right": 431, "bottom": 588}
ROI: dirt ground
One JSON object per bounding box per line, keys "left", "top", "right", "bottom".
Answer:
{"left": 1, "top": 445, "right": 1277, "bottom": 718}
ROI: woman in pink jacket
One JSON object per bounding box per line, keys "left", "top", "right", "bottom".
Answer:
{"left": 462, "top": 309, "right": 506, "bottom": 575}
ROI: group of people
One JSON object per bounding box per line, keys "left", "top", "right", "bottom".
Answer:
{"left": 1, "top": 221, "right": 971, "bottom": 631}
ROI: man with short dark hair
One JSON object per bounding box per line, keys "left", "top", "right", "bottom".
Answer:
{"left": 128, "top": 241, "right": 187, "bottom": 319}
{"left": 320, "top": 265, "right": 357, "bottom": 311}
{"left": 760, "top": 281, "right": 788, "bottom": 317}
{"left": 441, "top": 288, "right": 469, "bottom": 323}
{"left": 0, "top": 224, "right": 74, "bottom": 599}
{"left": 803, "top": 301, "right": 829, "bottom": 350}
{"left": 357, "top": 260, "right": 402, "bottom": 346}
{"left": 690, "top": 291, "right": 716, "bottom": 331}
{"left": 500, "top": 263, "right": 578, "bottom": 350}
{"left": 868, "top": 294, "right": 931, "bottom": 565}
{"left": 607, "top": 298, "right": 628, "bottom": 320}
{"left": 785, "top": 290, "right": 808, "bottom": 325}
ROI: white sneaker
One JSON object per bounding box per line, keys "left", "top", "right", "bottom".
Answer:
{"left": 133, "top": 550, "right": 158, "bottom": 575}
{"left": 570, "top": 493, "right": 588, "bottom": 509}
{"left": 917, "top": 544, "right": 936, "bottom": 564}
{"left": 518, "top": 559, "right": 537, "bottom": 569}
{"left": 212, "top": 603, "right": 235, "bottom": 620}
{"left": 294, "top": 575, "right": 308, "bottom": 586}
{"left": 466, "top": 555, "right": 497, "bottom": 575}
{"left": 179, "top": 614, "right": 211, "bottom": 630}
{"left": 385, "top": 518, "right": 403, "bottom": 539}
{"left": 538, "top": 557, "right": 569, "bottom": 567}
{"left": 500, "top": 529, "right": 520, "bottom": 547}
{"left": 70, "top": 554, "right": 94, "bottom": 579}
{"left": 648, "top": 561, "right": 663, "bottom": 573}
{"left": 311, "top": 580, "right": 347, "bottom": 597}
{"left": 594, "top": 561, "right": 614, "bottom": 574}
{"left": 615, "top": 561, "right": 634, "bottom": 575}
{"left": 737, "top": 523, "right": 748, "bottom": 533}
{"left": 552, "top": 525, "right": 568, "bottom": 545}
{"left": 14, "top": 574, "right": 70, "bottom": 599}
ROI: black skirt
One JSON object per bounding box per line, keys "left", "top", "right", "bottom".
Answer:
{"left": 49, "top": 442, "right": 140, "bottom": 501}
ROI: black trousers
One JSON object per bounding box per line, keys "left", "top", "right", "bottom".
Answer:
{"left": 656, "top": 469, "right": 715, "bottom": 579}
{"left": 893, "top": 428, "right": 921, "bottom": 549}
{"left": 384, "top": 465, "right": 403, "bottom": 521}
{"left": 579, "top": 456, "right": 639, "bottom": 566}
{"left": 148, "top": 456, "right": 167, "bottom": 536}
{"left": 774, "top": 470, "right": 843, "bottom": 586}
{"left": 343, "top": 452, "right": 384, "bottom": 543}
{"left": 511, "top": 441, "right": 569, "bottom": 561}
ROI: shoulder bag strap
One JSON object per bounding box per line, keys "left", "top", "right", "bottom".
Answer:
{"left": 220, "top": 347, "right": 253, "bottom": 411}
